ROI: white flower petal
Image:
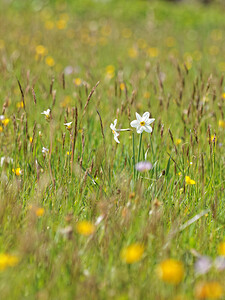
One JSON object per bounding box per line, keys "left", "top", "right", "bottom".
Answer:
{"left": 135, "top": 112, "right": 142, "bottom": 122}
{"left": 142, "top": 112, "right": 150, "bottom": 121}
{"left": 143, "top": 125, "right": 152, "bottom": 133}
{"left": 137, "top": 126, "right": 144, "bottom": 134}
{"left": 114, "top": 134, "right": 120, "bottom": 143}
{"left": 130, "top": 120, "right": 139, "bottom": 128}
{"left": 114, "top": 119, "right": 117, "bottom": 126}
{"left": 147, "top": 118, "right": 155, "bottom": 125}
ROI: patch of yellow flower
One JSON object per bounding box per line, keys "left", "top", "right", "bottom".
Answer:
{"left": 120, "top": 243, "right": 144, "bottom": 264}
{"left": 209, "top": 135, "right": 217, "bottom": 144}
{"left": 0, "top": 253, "right": 19, "bottom": 271}
{"left": 157, "top": 259, "right": 184, "bottom": 285}
{"left": 128, "top": 47, "right": 138, "bottom": 58}
{"left": 218, "top": 242, "right": 225, "bottom": 256}
{"left": 74, "top": 78, "right": 82, "bottom": 86}
{"left": 2, "top": 118, "right": 9, "bottom": 126}
{"left": 143, "top": 92, "right": 151, "bottom": 99}
{"left": 17, "top": 101, "right": 24, "bottom": 108}
{"left": 35, "top": 207, "right": 45, "bottom": 217}
{"left": 56, "top": 14, "right": 69, "bottom": 30}
{"left": 120, "top": 83, "right": 126, "bottom": 91}
{"left": 76, "top": 221, "right": 95, "bottom": 236}
{"left": 36, "top": 45, "right": 47, "bottom": 56}
{"left": 219, "top": 120, "right": 225, "bottom": 129}
{"left": 175, "top": 138, "right": 182, "bottom": 145}
{"left": 45, "top": 56, "right": 55, "bottom": 67}
{"left": 147, "top": 47, "right": 159, "bottom": 58}
{"left": 222, "top": 93, "right": 225, "bottom": 99}
{"left": 195, "top": 281, "right": 223, "bottom": 299}
{"left": 105, "top": 65, "right": 115, "bottom": 79}
{"left": 0, "top": 126, "right": 3, "bottom": 132}
{"left": 12, "top": 168, "right": 22, "bottom": 176}
{"left": 60, "top": 95, "right": 72, "bottom": 108}
{"left": 185, "top": 176, "right": 196, "bottom": 185}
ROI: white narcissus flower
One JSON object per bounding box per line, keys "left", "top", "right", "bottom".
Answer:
{"left": 130, "top": 112, "right": 155, "bottom": 134}
{"left": 64, "top": 121, "right": 73, "bottom": 130}
{"left": 41, "top": 109, "right": 51, "bottom": 119}
{"left": 110, "top": 119, "right": 120, "bottom": 144}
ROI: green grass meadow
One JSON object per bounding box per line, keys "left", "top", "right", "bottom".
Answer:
{"left": 1, "top": 0, "right": 225, "bottom": 299}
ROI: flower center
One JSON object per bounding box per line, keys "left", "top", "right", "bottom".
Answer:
{"left": 112, "top": 130, "right": 115, "bottom": 134}
{"left": 140, "top": 121, "right": 145, "bottom": 126}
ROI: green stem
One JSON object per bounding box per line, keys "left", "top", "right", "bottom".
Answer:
{"left": 132, "top": 132, "right": 135, "bottom": 180}
{"left": 137, "top": 132, "right": 143, "bottom": 163}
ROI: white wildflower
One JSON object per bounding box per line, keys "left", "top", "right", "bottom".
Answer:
{"left": 64, "top": 121, "right": 73, "bottom": 130}
{"left": 130, "top": 112, "right": 155, "bottom": 134}
{"left": 41, "top": 109, "right": 51, "bottom": 119}
{"left": 110, "top": 119, "right": 120, "bottom": 144}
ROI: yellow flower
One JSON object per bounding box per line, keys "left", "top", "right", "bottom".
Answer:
{"left": 16, "top": 101, "right": 24, "bottom": 108}
{"left": 120, "top": 83, "right": 126, "bottom": 91}
{"left": 36, "top": 45, "right": 47, "bottom": 56}
{"left": 0, "top": 126, "right": 3, "bottom": 132}
{"left": 35, "top": 208, "right": 45, "bottom": 217}
{"left": 143, "top": 92, "right": 151, "bottom": 99}
{"left": 175, "top": 138, "right": 182, "bottom": 145}
{"left": 218, "top": 242, "right": 225, "bottom": 256}
{"left": 222, "top": 93, "right": 225, "bottom": 99}
{"left": 56, "top": 19, "right": 67, "bottom": 30}
{"left": 219, "top": 120, "right": 225, "bottom": 129}
{"left": 120, "top": 243, "right": 144, "bottom": 264}
{"left": 211, "top": 135, "right": 217, "bottom": 143}
{"left": 76, "top": 221, "right": 95, "bottom": 236}
{"left": 147, "top": 47, "right": 159, "bottom": 58}
{"left": 156, "top": 259, "right": 184, "bottom": 285}
{"left": 45, "top": 56, "right": 55, "bottom": 67}
{"left": 67, "top": 151, "right": 72, "bottom": 156}
{"left": 195, "top": 281, "right": 223, "bottom": 299}
{"left": 74, "top": 78, "right": 82, "bottom": 86}
{"left": 105, "top": 65, "right": 115, "bottom": 79}
{"left": 2, "top": 118, "right": 9, "bottom": 126}
{"left": 0, "top": 254, "right": 19, "bottom": 271}
{"left": 12, "top": 168, "right": 22, "bottom": 176}
{"left": 128, "top": 47, "right": 138, "bottom": 58}
{"left": 60, "top": 95, "right": 72, "bottom": 108}
{"left": 185, "top": 176, "right": 196, "bottom": 185}
{"left": 29, "top": 137, "right": 33, "bottom": 144}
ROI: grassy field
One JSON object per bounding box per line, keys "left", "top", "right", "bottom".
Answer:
{"left": 1, "top": 0, "right": 225, "bottom": 299}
